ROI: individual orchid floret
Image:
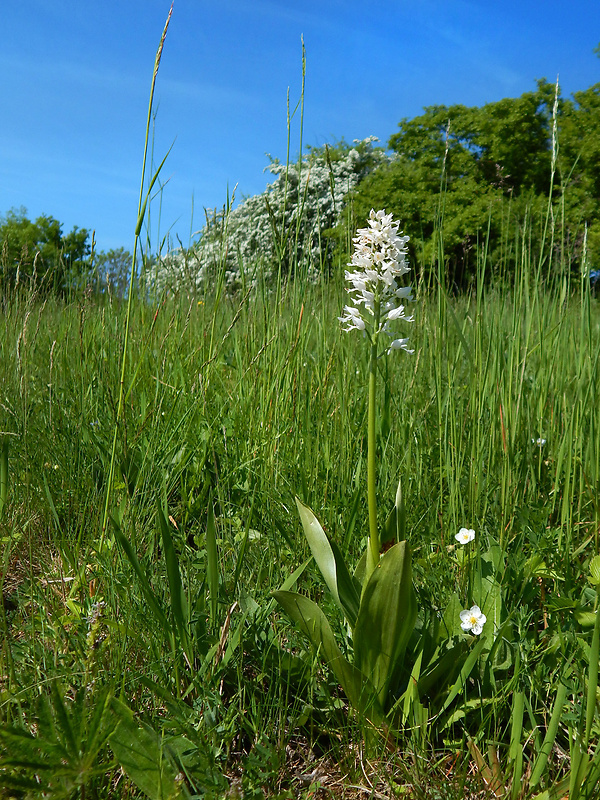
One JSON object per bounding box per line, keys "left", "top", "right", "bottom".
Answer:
{"left": 460, "top": 605, "right": 486, "bottom": 635}
{"left": 339, "top": 305, "right": 366, "bottom": 332}
{"left": 387, "top": 338, "right": 414, "bottom": 355}
{"left": 455, "top": 528, "right": 475, "bottom": 544}
{"left": 339, "top": 209, "right": 413, "bottom": 352}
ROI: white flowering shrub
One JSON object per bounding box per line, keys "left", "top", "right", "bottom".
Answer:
{"left": 151, "top": 137, "right": 389, "bottom": 296}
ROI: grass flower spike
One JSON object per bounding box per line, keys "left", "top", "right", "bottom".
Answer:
{"left": 455, "top": 527, "right": 475, "bottom": 544}
{"left": 339, "top": 209, "right": 413, "bottom": 352}
{"left": 460, "top": 605, "right": 487, "bottom": 635}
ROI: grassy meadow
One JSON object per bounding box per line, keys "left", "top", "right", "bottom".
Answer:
{"left": 2, "top": 230, "right": 600, "bottom": 798}
{"left": 3, "top": 18, "right": 600, "bottom": 799}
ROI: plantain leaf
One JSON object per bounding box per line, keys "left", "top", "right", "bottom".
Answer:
{"left": 590, "top": 555, "right": 600, "bottom": 586}
{"left": 295, "top": 498, "right": 359, "bottom": 626}
{"left": 353, "top": 541, "right": 417, "bottom": 709}
{"left": 439, "top": 593, "right": 463, "bottom": 640}
{"left": 478, "top": 545, "right": 505, "bottom": 644}
{"left": 273, "top": 589, "right": 382, "bottom": 722}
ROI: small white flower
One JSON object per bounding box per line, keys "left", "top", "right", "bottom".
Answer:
{"left": 455, "top": 528, "right": 475, "bottom": 544}
{"left": 460, "top": 605, "right": 486, "bottom": 635}
{"left": 532, "top": 437, "right": 546, "bottom": 447}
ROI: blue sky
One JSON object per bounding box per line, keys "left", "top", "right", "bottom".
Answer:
{"left": 2, "top": 0, "right": 599, "bottom": 253}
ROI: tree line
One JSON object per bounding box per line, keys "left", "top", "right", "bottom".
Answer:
{"left": 3, "top": 71, "right": 600, "bottom": 297}
{"left": 0, "top": 207, "right": 133, "bottom": 298}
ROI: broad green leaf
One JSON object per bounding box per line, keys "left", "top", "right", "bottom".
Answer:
{"left": 475, "top": 546, "right": 505, "bottom": 652}
{"left": 273, "top": 589, "right": 382, "bottom": 722}
{"left": 442, "top": 638, "right": 486, "bottom": 711}
{"left": 439, "top": 635, "right": 487, "bottom": 724}
{"left": 416, "top": 638, "right": 469, "bottom": 701}
{"left": 590, "top": 555, "right": 600, "bottom": 586}
{"left": 575, "top": 610, "right": 597, "bottom": 627}
{"left": 439, "top": 592, "right": 463, "bottom": 640}
{"left": 109, "top": 697, "right": 186, "bottom": 800}
{"left": 399, "top": 649, "right": 423, "bottom": 726}
{"left": 295, "top": 498, "right": 359, "bottom": 626}
{"left": 353, "top": 541, "right": 417, "bottom": 709}
{"left": 295, "top": 498, "right": 340, "bottom": 606}
{"left": 354, "top": 550, "right": 367, "bottom": 586}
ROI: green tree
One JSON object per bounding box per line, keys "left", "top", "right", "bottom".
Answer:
{"left": 557, "top": 82, "right": 600, "bottom": 266}
{"left": 0, "top": 207, "right": 90, "bottom": 296}
{"left": 349, "top": 80, "right": 559, "bottom": 286}
{"left": 92, "top": 248, "right": 134, "bottom": 298}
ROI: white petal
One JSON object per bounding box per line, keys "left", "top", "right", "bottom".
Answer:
{"left": 387, "top": 338, "right": 413, "bottom": 355}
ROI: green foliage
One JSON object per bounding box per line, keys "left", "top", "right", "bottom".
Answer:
{"left": 6, "top": 40, "right": 600, "bottom": 795}
{"left": 3, "top": 256, "right": 600, "bottom": 794}
{"left": 108, "top": 698, "right": 191, "bottom": 800}
{"left": 0, "top": 207, "right": 90, "bottom": 296}
{"left": 349, "top": 79, "right": 600, "bottom": 286}
{"left": 0, "top": 683, "right": 116, "bottom": 798}
{"left": 92, "top": 247, "right": 134, "bottom": 298}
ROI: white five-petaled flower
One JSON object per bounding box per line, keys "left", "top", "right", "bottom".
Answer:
{"left": 339, "top": 209, "right": 413, "bottom": 352}
{"left": 532, "top": 437, "right": 546, "bottom": 447}
{"left": 460, "top": 605, "right": 486, "bottom": 635}
{"left": 455, "top": 528, "right": 475, "bottom": 544}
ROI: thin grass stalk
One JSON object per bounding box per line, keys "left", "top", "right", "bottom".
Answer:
{"left": 99, "top": 4, "right": 173, "bottom": 549}
{"left": 529, "top": 681, "right": 568, "bottom": 790}
{"left": 0, "top": 435, "right": 8, "bottom": 519}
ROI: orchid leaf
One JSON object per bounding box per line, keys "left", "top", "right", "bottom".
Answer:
{"left": 295, "top": 497, "right": 360, "bottom": 626}
{"left": 353, "top": 541, "right": 417, "bottom": 709}
{"left": 382, "top": 477, "right": 405, "bottom": 547}
{"left": 273, "top": 589, "right": 382, "bottom": 722}
{"left": 329, "top": 538, "right": 361, "bottom": 626}
{"left": 416, "top": 639, "right": 469, "bottom": 701}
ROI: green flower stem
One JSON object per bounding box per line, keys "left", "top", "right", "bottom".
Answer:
{"left": 366, "top": 301, "right": 381, "bottom": 583}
